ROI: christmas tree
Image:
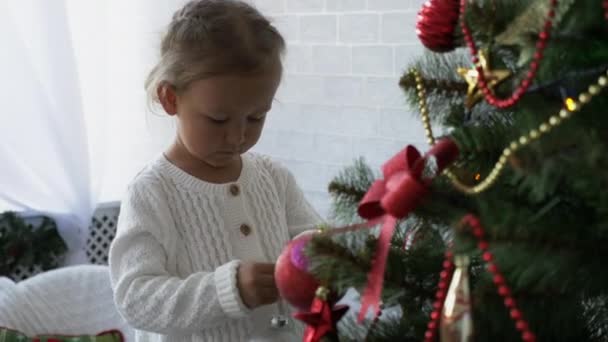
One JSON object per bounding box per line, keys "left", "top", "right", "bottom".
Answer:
{"left": 275, "top": 0, "right": 608, "bottom": 341}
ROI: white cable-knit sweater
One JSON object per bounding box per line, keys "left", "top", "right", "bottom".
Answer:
{"left": 109, "top": 153, "right": 323, "bottom": 342}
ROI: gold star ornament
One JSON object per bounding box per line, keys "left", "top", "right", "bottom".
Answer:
{"left": 457, "top": 51, "right": 512, "bottom": 109}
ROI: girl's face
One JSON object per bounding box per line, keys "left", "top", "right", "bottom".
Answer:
{"left": 169, "top": 61, "right": 282, "bottom": 169}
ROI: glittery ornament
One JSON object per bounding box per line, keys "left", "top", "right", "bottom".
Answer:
{"left": 416, "top": 0, "right": 461, "bottom": 52}
{"left": 440, "top": 255, "right": 473, "bottom": 342}
{"left": 275, "top": 236, "right": 320, "bottom": 310}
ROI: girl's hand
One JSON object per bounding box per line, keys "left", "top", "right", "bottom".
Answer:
{"left": 236, "top": 262, "right": 279, "bottom": 309}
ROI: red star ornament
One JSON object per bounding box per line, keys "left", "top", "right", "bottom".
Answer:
{"left": 294, "top": 287, "right": 349, "bottom": 342}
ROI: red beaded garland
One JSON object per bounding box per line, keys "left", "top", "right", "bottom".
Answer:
{"left": 423, "top": 215, "right": 536, "bottom": 341}
{"left": 482, "top": 251, "right": 493, "bottom": 262}
{"left": 493, "top": 274, "right": 505, "bottom": 285}
{"left": 459, "top": 0, "right": 559, "bottom": 109}
{"left": 516, "top": 320, "right": 529, "bottom": 332}
{"left": 504, "top": 297, "right": 516, "bottom": 309}
{"left": 523, "top": 331, "right": 537, "bottom": 342}
{"left": 498, "top": 285, "right": 511, "bottom": 297}
{"left": 478, "top": 241, "right": 489, "bottom": 251}
{"left": 423, "top": 251, "right": 454, "bottom": 342}
{"left": 510, "top": 309, "right": 522, "bottom": 320}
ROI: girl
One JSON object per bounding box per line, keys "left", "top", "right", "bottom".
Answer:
{"left": 109, "top": 1, "right": 322, "bottom": 341}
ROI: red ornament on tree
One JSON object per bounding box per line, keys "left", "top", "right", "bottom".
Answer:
{"left": 416, "top": 0, "right": 461, "bottom": 52}
{"left": 275, "top": 235, "right": 321, "bottom": 310}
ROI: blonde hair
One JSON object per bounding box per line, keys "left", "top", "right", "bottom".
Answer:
{"left": 145, "top": 0, "right": 286, "bottom": 105}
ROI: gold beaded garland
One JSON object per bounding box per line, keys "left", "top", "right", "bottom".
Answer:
{"left": 539, "top": 123, "right": 550, "bottom": 133}
{"left": 549, "top": 116, "right": 561, "bottom": 126}
{"left": 529, "top": 130, "right": 539, "bottom": 139}
{"left": 410, "top": 68, "right": 607, "bottom": 195}
{"left": 589, "top": 85, "right": 600, "bottom": 95}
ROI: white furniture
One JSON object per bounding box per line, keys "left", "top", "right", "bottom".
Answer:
{"left": 0, "top": 264, "right": 134, "bottom": 341}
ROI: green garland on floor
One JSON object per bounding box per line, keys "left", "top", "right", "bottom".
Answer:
{"left": 0, "top": 211, "right": 67, "bottom": 279}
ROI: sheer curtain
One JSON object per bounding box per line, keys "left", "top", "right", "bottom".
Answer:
{"left": 0, "top": 0, "right": 99, "bottom": 264}
{"left": 0, "top": 0, "right": 178, "bottom": 264}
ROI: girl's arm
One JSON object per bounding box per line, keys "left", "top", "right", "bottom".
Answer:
{"left": 109, "top": 181, "right": 250, "bottom": 335}
{"left": 280, "top": 166, "right": 324, "bottom": 238}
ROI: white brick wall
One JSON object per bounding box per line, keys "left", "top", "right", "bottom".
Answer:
{"left": 300, "top": 15, "right": 337, "bottom": 43}
{"left": 381, "top": 12, "right": 418, "bottom": 43}
{"left": 368, "top": 0, "right": 411, "bottom": 10}
{"left": 312, "top": 45, "right": 351, "bottom": 74}
{"left": 352, "top": 45, "right": 393, "bottom": 75}
{"left": 339, "top": 14, "right": 380, "bottom": 43}
{"left": 286, "top": 0, "right": 325, "bottom": 12}
{"left": 250, "top": 0, "right": 428, "bottom": 218}
{"left": 326, "top": 0, "right": 366, "bottom": 11}
{"left": 254, "top": 0, "right": 286, "bottom": 13}
{"left": 273, "top": 15, "right": 299, "bottom": 41}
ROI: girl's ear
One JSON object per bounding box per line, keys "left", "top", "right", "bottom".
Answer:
{"left": 157, "top": 82, "right": 178, "bottom": 116}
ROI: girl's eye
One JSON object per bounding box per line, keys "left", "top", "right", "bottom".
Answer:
{"left": 248, "top": 114, "right": 266, "bottom": 122}
{"left": 247, "top": 112, "right": 268, "bottom": 122}
{"left": 207, "top": 116, "right": 228, "bottom": 124}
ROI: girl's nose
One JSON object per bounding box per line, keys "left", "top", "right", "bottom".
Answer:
{"left": 225, "top": 121, "right": 246, "bottom": 147}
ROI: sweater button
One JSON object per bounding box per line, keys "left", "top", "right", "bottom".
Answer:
{"left": 270, "top": 315, "right": 289, "bottom": 329}
{"left": 229, "top": 184, "right": 240, "bottom": 196}
{"left": 240, "top": 224, "right": 251, "bottom": 236}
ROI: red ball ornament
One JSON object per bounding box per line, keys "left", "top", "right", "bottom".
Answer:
{"left": 275, "top": 236, "right": 320, "bottom": 310}
{"left": 416, "top": 0, "right": 460, "bottom": 52}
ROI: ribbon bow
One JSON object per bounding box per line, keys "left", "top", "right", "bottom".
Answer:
{"left": 357, "top": 138, "right": 459, "bottom": 322}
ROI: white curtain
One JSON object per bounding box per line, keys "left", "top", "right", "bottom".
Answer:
{"left": 0, "top": 0, "right": 179, "bottom": 265}
{"left": 0, "top": 0, "right": 98, "bottom": 264}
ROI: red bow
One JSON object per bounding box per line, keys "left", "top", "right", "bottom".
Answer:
{"left": 357, "top": 138, "right": 459, "bottom": 322}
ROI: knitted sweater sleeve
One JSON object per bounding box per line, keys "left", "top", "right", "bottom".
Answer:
{"left": 108, "top": 178, "right": 250, "bottom": 335}
{"left": 264, "top": 157, "right": 324, "bottom": 237}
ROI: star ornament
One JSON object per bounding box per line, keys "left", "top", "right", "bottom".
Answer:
{"left": 457, "top": 51, "right": 512, "bottom": 109}
{"left": 294, "top": 287, "right": 349, "bottom": 342}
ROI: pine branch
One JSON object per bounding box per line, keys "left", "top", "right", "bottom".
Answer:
{"left": 308, "top": 235, "right": 370, "bottom": 276}
{"left": 364, "top": 316, "right": 422, "bottom": 342}
{"left": 307, "top": 233, "right": 372, "bottom": 296}
{"left": 399, "top": 72, "right": 468, "bottom": 94}
{"left": 584, "top": 295, "right": 608, "bottom": 342}
{"left": 483, "top": 234, "right": 608, "bottom": 257}
{"left": 328, "top": 158, "right": 377, "bottom": 224}
{"left": 527, "top": 63, "right": 608, "bottom": 95}
{"left": 327, "top": 182, "right": 366, "bottom": 202}
{"left": 495, "top": 0, "right": 577, "bottom": 46}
